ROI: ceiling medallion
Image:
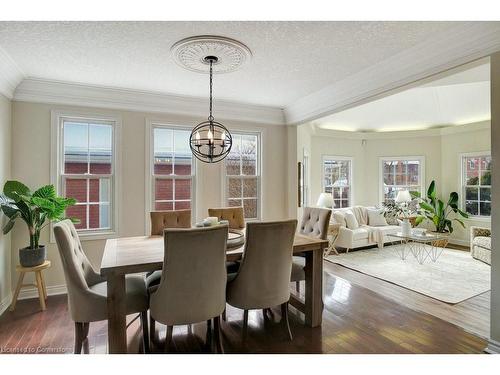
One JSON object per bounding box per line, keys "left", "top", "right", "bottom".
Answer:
{"left": 171, "top": 35, "right": 252, "bottom": 74}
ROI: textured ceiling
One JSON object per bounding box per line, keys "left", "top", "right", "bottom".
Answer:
{"left": 314, "top": 63, "right": 490, "bottom": 132}
{"left": 0, "top": 21, "right": 470, "bottom": 107}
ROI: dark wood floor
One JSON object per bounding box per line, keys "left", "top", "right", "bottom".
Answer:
{"left": 0, "top": 265, "right": 487, "bottom": 354}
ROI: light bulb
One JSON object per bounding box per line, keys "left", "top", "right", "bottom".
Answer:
{"left": 195, "top": 131, "right": 200, "bottom": 145}
{"left": 207, "top": 129, "right": 213, "bottom": 143}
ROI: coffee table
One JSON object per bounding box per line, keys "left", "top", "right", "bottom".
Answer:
{"left": 388, "top": 232, "right": 449, "bottom": 264}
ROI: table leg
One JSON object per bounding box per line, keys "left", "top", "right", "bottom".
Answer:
{"left": 304, "top": 247, "right": 324, "bottom": 327}
{"left": 107, "top": 274, "right": 127, "bottom": 353}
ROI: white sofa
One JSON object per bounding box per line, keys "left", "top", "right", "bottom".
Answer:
{"left": 331, "top": 206, "right": 400, "bottom": 252}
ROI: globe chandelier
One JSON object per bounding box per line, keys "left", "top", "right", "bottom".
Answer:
{"left": 189, "top": 56, "right": 232, "bottom": 163}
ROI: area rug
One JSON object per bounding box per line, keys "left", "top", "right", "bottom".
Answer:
{"left": 325, "top": 244, "right": 491, "bottom": 304}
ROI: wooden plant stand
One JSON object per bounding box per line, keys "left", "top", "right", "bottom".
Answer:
{"left": 10, "top": 260, "right": 51, "bottom": 311}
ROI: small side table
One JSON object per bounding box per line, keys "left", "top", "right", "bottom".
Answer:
{"left": 10, "top": 260, "right": 51, "bottom": 311}
{"left": 324, "top": 224, "right": 340, "bottom": 257}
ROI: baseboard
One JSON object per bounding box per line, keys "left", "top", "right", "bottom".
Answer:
{"left": 18, "top": 284, "right": 67, "bottom": 300}
{"left": 448, "top": 238, "right": 469, "bottom": 247}
{"left": 0, "top": 292, "right": 13, "bottom": 317}
{"left": 484, "top": 339, "right": 500, "bottom": 354}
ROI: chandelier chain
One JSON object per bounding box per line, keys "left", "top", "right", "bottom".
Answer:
{"left": 208, "top": 60, "right": 214, "bottom": 122}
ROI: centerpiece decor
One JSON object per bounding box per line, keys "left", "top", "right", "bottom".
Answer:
{"left": 382, "top": 190, "right": 419, "bottom": 236}
{"left": 1, "top": 181, "right": 77, "bottom": 267}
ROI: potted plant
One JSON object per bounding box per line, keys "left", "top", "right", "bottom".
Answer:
{"left": 411, "top": 180, "right": 468, "bottom": 247}
{"left": 0, "top": 180, "right": 77, "bottom": 267}
{"left": 382, "top": 191, "right": 419, "bottom": 236}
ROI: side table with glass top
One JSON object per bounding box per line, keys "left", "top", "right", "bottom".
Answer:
{"left": 388, "top": 232, "right": 449, "bottom": 265}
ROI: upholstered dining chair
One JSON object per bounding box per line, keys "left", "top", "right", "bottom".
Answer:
{"left": 226, "top": 220, "right": 297, "bottom": 340}
{"left": 150, "top": 210, "right": 191, "bottom": 235}
{"left": 208, "top": 206, "right": 245, "bottom": 279}
{"left": 291, "top": 207, "right": 332, "bottom": 292}
{"left": 149, "top": 226, "right": 228, "bottom": 353}
{"left": 147, "top": 210, "right": 192, "bottom": 285}
{"left": 53, "top": 220, "right": 149, "bottom": 354}
{"left": 208, "top": 206, "right": 245, "bottom": 230}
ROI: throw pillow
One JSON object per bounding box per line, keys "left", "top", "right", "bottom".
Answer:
{"left": 367, "top": 208, "right": 388, "bottom": 226}
{"left": 333, "top": 211, "right": 346, "bottom": 226}
{"left": 344, "top": 210, "right": 359, "bottom": 229}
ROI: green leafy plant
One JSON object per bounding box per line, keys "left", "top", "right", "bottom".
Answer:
{"left": 411, "top": 180, "right": 469, "bottom": 233}
{"left": 0, "top": 180, "right": 77, "bottom": 249}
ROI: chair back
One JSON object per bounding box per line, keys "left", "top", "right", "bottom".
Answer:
{"left": 150, "top": 210, "right": 191, "bottom": 235}
{"left": 226, "top": 220, "right": 297, "bottom": 309}
{"left": 53, "top": 220, "right": 105, "bottom": 321}
{"left": 149, "top": 226, "right": 228, "bottom": 325}
{"left": 299, "top": 207, "right": 332, "bottom": 240}
{"left": 208, "top": 207, "right": 245, "bottom": 229}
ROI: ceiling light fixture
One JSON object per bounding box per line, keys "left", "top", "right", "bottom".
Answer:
{"left": 189, "top": 55, "right": 232, "bottom": 163}
{"left": 171, "top": 35, "right": 252, "bottom": 163}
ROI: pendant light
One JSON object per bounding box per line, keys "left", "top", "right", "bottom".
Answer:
{"left": 189, "top": 56, "right": 232, "bottom": 163}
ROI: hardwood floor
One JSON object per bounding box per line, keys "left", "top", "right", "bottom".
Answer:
{"left": 0, "top": 263, "right": 487, "bottom": 354}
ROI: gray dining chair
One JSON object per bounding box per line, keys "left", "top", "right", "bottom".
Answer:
{"left": 149, "top": 226, "right": 228, "bottom": 353}
{"left": 146, "top": 210, "right": 192, "bottom": 292}
{"left": 53, "top": 220, "right": 149, "bottom": 353}
{"left": 226, "top": 220, "right": 297, "bottom": 340}
{"left": 291, "top": 207, "right": 331, "bottom": 292}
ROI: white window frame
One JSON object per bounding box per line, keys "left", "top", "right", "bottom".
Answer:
{"left": 379, "top": 156, "right": 425, "bottom": 204}
{"left": 223, "top": 131, "right": 262, "bottom": 221}
{"left": 50, "top": 110, "right": 122, "bottom": 241}
{"left": 145, "top": 121, "right": 197, "bottom": 234}
{"left": 460, "top": 151, "right": 491, "bottom": 220}
{"left": 322, "top": 155, "right": 353, "bottom": 208}
{"left": 301, "top": 148, "right": 310, "bottom": 207}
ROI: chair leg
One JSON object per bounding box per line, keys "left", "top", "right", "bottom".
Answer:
{"left": 149, "top": 314, "right": 156, "bottom": 344}
{"left": 74, "top": 322, "right": 85, "bottom": 354}
{"left": 242, "top": 310, "right": 249, "bottom": 338}
{"left": 222, "top": 307, "right": 227, "bottom": 321}
{"left": 281, "top": 302, "right": 293, "bottom": 341}
{"left": 295, "top": 281, "right": 300, "bottom": 293}
{"left": 82, "top": 323, "right": 90, "bottom": 354}
{"left": 140, "top": 311, "right": 150, "bottom": 353}
{"left": 214, "top": 316, "right": 224, "bottom": 354}
{"left": 164, "top": 326, "right": 173, "bottom": 353}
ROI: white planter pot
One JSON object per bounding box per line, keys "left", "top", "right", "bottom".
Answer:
{"left": 401, "top": 219, "right": 412, "bottom": 236}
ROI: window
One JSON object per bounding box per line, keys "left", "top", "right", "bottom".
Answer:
{"left": 381, "top": 157, "right": 424, "bottom": 202}
{"left": 224, "top": 133, "right": 261, "bottom": 219}
{"left": 151, "top": 126, "right": 195, "bottom": 212}
{"left": 53, "top": 114, "right": 119, "bottom": 236}
{"left": 322, "top": 157, "right": 352, "bottom": 208}
{"left": 462, "top": 153, "right": 491, "bottom": 217}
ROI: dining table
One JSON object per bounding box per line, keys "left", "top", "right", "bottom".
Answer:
{"left": 100, "top": 229, "right": 328, "bottom": 353}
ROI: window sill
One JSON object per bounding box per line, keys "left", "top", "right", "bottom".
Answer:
{"left": 77, "top": 230, "right": 119, "bottom": 241}
{"left": 463, "top": 216, "right": 491, "bottom": 223}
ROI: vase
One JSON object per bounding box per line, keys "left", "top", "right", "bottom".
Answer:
{"left": 401, "top": 219, "right": 412, "bottom": 237}
{"left": 19, "top": 245, "right": 46, "bottom": 267}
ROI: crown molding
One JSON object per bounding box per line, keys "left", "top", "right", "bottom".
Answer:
{"left": 285, "top": 22, "right": 500, "bottom": 125}
{"left": 0, "top": 45, "right": 25, "bottom": 99}
{"left": 13, "top": 78, "right": 285, "bottom": 126}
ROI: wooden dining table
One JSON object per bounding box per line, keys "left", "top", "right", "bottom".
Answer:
{"left": 100, "top": 231, "right": 328, "bottom": 353}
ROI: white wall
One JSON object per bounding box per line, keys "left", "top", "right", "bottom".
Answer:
{"left": 10, "top": 101, "right": 290, "bottom": 293}
{"left": 302, "top": 122, "right": 491, "bottom": 245}
{"left": 0, "top": 94, "right": 12, "bottom": 314}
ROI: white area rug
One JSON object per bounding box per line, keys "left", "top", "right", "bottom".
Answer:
{"left": 325, "top": 244, "right": 490, "bottom": 304}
